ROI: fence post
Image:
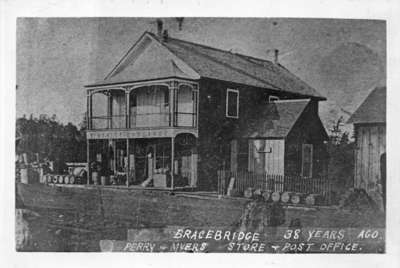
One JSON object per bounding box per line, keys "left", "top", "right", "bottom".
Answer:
{"left": 217, "top": 170, "right": 221, "bottom": 195}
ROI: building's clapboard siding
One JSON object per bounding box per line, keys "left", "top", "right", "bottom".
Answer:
{"left": 196, "top": 78, "right": 303, "bottom": 190}
{"left": 264, "top": 139, "right": 285, "bottom": 175}
{"left": 355, "top": 124, "right": 386, "bottom": 191}
{"left": 284, "top": 101, "right": 329, "bottom": 178}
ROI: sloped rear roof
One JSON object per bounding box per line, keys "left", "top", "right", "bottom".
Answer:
{"left": 238, "top": 99, "right": 310, "bottom": 138}
{"left": 347, "top": 86, "right": 386, "bottom": 124}
{"left": 160, "top": 34, "right": 324, "bottom": 98}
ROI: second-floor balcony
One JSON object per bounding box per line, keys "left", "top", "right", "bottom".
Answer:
{"left": 87, "top": 81, "right": 198, "bottom": 130}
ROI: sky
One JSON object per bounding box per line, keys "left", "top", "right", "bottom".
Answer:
{"left": 16, "top": 18, "right": 386, "bottom": 126}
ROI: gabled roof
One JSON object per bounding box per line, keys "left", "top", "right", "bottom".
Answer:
{"left": 347, "top": 86, "right": 386, "bottom": 124}
{"left": 160, "top": 34, "right": 324, "bottom": 99}
{"left": 88, "top": 33, "right": 200, "bottom": 86}
{"left": 238, "top": 99, "right": 311, "bottom": 138}
{"left": 86, "top": 32, "right": 324, "bottom": 100}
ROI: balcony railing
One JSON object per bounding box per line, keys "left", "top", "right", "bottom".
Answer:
{"left": 130, "top": 105, "right": 170, "bottom": 127}
{"left": 88, "top": 82, "right": 198, "bottom": 130}
{"left": 90, "top": 111, "right": 197, "bottom": 130}
{"left": 90, "top": 115, "right": 126, "bottom": 130}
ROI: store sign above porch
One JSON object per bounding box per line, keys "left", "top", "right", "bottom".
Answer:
{"left": 86, "top": 128, "right": 197, "bottom": 139}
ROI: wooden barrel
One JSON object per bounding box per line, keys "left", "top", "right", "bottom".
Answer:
{"left": 271, "top": 191, "right": 281, "bottom": 202}
{"left": 281, "top": 191, "right": 293, "bottom": 203}
{"left": 109, "top": 175, "right": 116, "bottom": 185}
{"left": 68, "top": 175, "right": 75, "bottom": 184}
{"left": 305, "top": 194, "right": 322, "bottom": 206}
{"left": 290, "top": 193, "right": 305, "bottom": 204}
{"left": 38, "top": 168, "right": 44, "bottom": 183}
{"left": 63, "top": 175, "right": 69, "bottom": 184}
{"left": 57, "top": 175, "right": 63, "bottom": 184}
{"left": 52, "top": 175, "right": 58, "bottom": 183}
{"left": 45, "top": 174, "right": 52, "bottom": 183}
{"left": 262, "top": 191, "right": 272, "bottom": 202}
{"left": 253, "top": 188, "right": 262, "bottom": 196}
{"left": 101, "top": 176, "right": 108, "bottom": 186}
{"left": 244, "top": 187, "right": 253, "bottom": 199}
{"left": 20, "top": 168, "right": 28, "bottom": 184}
{"left": 92, "top": 172, "right": 99, "bottom": 185}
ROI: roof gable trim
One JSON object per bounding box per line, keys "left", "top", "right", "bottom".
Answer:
{"left": 105, "top": 32, "right": 200, "bottom": 82}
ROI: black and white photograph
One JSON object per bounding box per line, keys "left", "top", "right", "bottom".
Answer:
{"left": 2, "top": 0, "right": 400, "bottom": 267}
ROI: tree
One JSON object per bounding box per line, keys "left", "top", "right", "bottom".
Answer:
{"left": 16, "top": 115, "right": 87, "bottom": 164}
{"left": 327, "top": 117, "right": 355, "bottom": 192}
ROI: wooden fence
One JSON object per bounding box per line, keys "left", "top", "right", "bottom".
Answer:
{"left": 217, "top": 170, "right": 332, "bottom": 204}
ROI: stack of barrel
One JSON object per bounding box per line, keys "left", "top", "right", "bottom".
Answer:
{"left": 244, "top": 187, "right": 325, "bottom": 206}
{"left": 44, "top": 174, "right": 76, "bottom": 185}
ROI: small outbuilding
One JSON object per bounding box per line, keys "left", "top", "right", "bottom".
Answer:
{"left": 347, "top": 86, "right": 386, "bottom": 193}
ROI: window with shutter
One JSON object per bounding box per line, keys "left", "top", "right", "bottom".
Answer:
{"left": 226, "top": 89, "right": 239, "bottom": 118}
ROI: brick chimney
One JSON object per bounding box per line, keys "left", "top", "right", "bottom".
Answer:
{"left": 162, "top": 30, "right": 169, "bottom": 42}
{"left": 266, "top": 49, "right": 279, "bottom": 64}
{"left": 156, "top": 19, "right": 163, "bottom": 38}
{"left": 273, "top": 49, "right": 279, "bottom": 64}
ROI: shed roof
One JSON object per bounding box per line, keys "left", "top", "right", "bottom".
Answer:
{"left": 347, "top": 86, "right": 386, "bottom": 124}
{"left": 87, "top": 32, "right": 325, "bottom": 99}
{"left": 238, "top": 99, "right": 311, "bottom": 138}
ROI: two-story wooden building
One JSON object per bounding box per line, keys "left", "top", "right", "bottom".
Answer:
{"left": 85, "top": 31, "right": 328, "bottom": 190}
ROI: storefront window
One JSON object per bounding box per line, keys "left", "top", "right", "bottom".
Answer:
{"left": 155, "top": 141, "right": 171, "bottom": 172}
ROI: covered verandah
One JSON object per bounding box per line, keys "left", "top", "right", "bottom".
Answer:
{"left": 85, "top": 78, "right": 199, "bottom": 190}
{"left": 87, "top": 131, "right": 198, "bottom": 190}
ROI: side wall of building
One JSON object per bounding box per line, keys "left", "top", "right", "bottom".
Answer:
{"left": 196, "top": 78, "right": 307, "bottom": 190}
{"left": 285, "top": 101, "right": 329, "bottom": 178}
{"left": 354, "top": 123, "right": 386, "bottom": 191}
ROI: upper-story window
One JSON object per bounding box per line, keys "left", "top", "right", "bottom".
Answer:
{"left": 268, "top": 95, "right": 280, "bottom": 102}
{"left": 226, "top": 89, "right": 239, "bottom": 118}
{"left": 177, "top": 85, "right": 197, "bottom": 127}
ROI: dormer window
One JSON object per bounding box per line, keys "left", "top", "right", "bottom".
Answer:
{"left": 226, "top": 89, "right": 239, "bottom": 118}
{"left": 269, "top": 95, "right": 279, "bottom": 102}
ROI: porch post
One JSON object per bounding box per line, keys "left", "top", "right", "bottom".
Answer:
{"left": 107, "top": 90, "right": 111, "bottom": 129}
{"left": 88, "top": 91, "right": 92, "bottom": 129}
{"left": 87, "top": 139, "right": 90, "bottom": 185}
{"left": 113, "top": 139, "right": 117, "bottom": 174}
{"left": 126, "top": 138, "right": 129, "bottom": 187}
{"left": 169, "top": 84, "right": 174, "bottom": 126}
{"left": 131, "top": 140, "right": 135, "bottom": 184}
{"left": 86, "top": 94, "right": 90, "bottom": 129}
{"left": 169, "top": 81, "right": 178, "bottom": 127}
{"left": 171, "top": 136, "right": 175, "bottom": 190}
{"left": 125, "top": 89, "right": 130, "bottom": 128}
